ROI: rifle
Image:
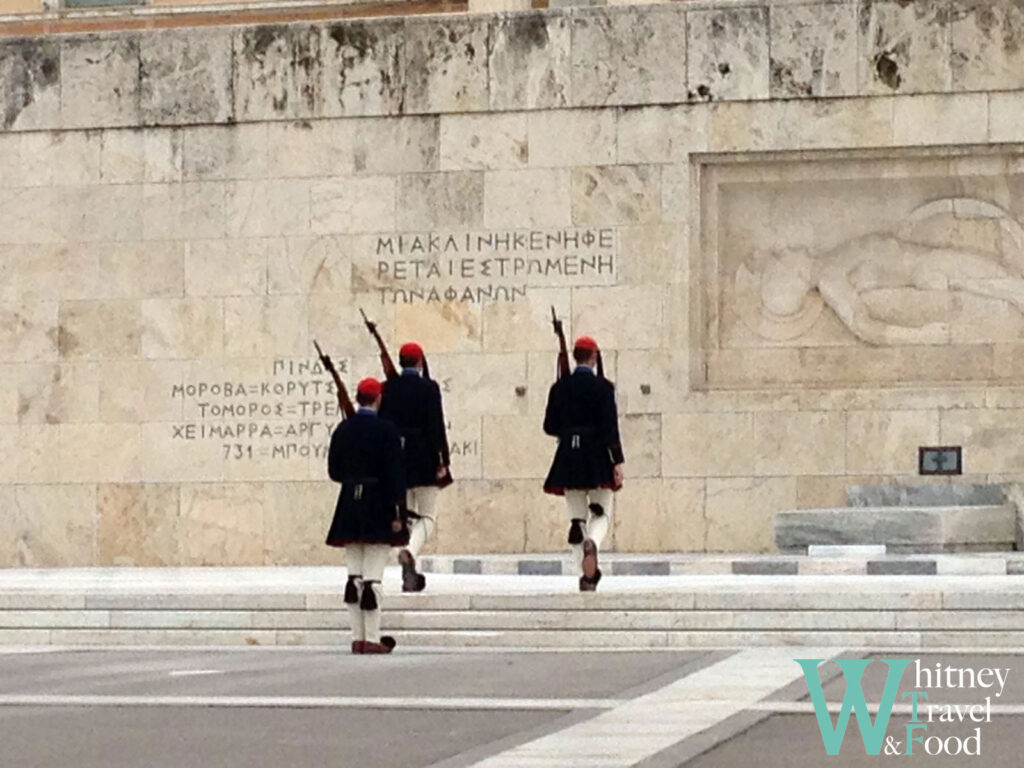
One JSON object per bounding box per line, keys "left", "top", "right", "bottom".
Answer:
{"left": 313, "top": 340, "right": 355, "bottom": 419}
{"left": 551, "top": 306, "right": 570, "bottom": 380}
{"left": 360, "top": 308, "right": 399, "bottom": 381}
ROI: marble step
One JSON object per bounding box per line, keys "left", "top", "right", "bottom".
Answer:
{"left": 776, "top": 505, "right": 1017, "bottom": 552}
{"left": 5, "top": 608, "right": 1024, "bottom": 632}
{"left": 2, "top": 627, "right": 1023, "bottom": 649}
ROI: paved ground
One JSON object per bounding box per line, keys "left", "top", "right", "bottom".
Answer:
{"left": 0, "top": 648, "right": 1021, "bottom": 767}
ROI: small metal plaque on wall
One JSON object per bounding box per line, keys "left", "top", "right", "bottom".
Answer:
{"left": 919, "top": 446, "right": 963, "bottom": 476}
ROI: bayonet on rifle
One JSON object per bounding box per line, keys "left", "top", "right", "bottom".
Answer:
{"left": 360, "top": 308, "right": 399, "bottom": 381}
{"left": 314, "top": 339, "right": 355, "bottom": 418}
{"left": 551, "top": 306, "right": 570, "bottom": 380}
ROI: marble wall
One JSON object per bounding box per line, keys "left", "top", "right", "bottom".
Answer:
{"left": 3, "top": 0, "right": 1024, "bottom": 564}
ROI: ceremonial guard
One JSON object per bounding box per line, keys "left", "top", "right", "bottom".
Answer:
{"left": 378, "top": 342, "right": 452, "bottom": 593}
{"left": 326, "top": 377, "right": 408, "bottom": 654}
{"left": 542, "top": 336, "right": 624, "bottom": 592}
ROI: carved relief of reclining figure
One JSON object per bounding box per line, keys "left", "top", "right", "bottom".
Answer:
{"left": 752, "top": 232, "right": 1024, "bottom": 346}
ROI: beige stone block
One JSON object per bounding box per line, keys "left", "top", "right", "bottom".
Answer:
{"left": 687, "top": 6, "right": 770, "bottom": 101}
{"left": 51, "top": 131, "right": 102, "bottom": 186}
{"left": 481, "top": 287, "right": 571, "bottom": 353}
{"left": 61, "top": 36, "right": 140, "bottom": 129}
{"left": 0, "top": 302, "right": 57, "bottom": 363}
{"left": 0, "top": 425, "right": 59, "bottom": 483}
{"left": 617, "top": 105, "right": 709, "bottom": 165}
{"left": 893, "top": 94, "right": 988, "bottom": 146}
{"left": 617, "top": 224, "right": 685, "bottom": 286}
{"left": 139, "top": 422, "right": 225, "bottom": 483}
{"left": 16, "top": 362, "right": 99, "bottom": 424}
{"left": 571, "top": 6, "right": 689, "bottom": 107}
{"left": 619, "top": 414, "right": 660, "bottom": 478}
{"left": 0, "top": 485, "right": 97, "bottom": 567}
{"left": 615, "top": 349, "right": 689, "bottom": 415}
{"left": 100, "top": 128, "right": 145, "bottom": 184}
{"left": 0, "top": 244, "right": 94, "bottom": 303}
{"left": 142, "top": 128, "right": 184, "bottom": 184}
{"left": 60, "top": 423, "right": 142, "bottom": 482}
{"left": 429, "top": 353, "right": 525, "bottom": 418}
{"left": 97, "top": 484, "right": 181, "bottom": 566}
{"left": 311, "top": 176, "right": 395, "bottom": 235}
{"left": 989, "top": 92, "right": 1024, "bottom": 143}
{"left": 0, "top": 38, "right": 58, "bottom": 130}
{"left": 705, "top": 476, "right": 796, "bottom": 553}
{"left": 951, "top": 0, "right": 1024, "bottom": 91}
{"left": 263, "top": 481, "right": 337, "bottom": 566}
{"left": 141, "top": 298, "right": 223, "bottom": 359}
{"left": 846, "top": 410, "right": 940, "bottom": 475}
{"left": 224, "top": 297, "right": 308, "bottom": 358}
{"left": 432, "top": 480, "right": 529, "bottom": 554}
{"left": 269, "top": 236, "right": 351, "bottom": 296}
{"left": 397, "top": 172, "right": 484, "bottom": 230}
{"left": 613, "top": 479, "right": 705, "bottom": 553}
{"left": 142, "top": 182, "right": 226, "bottom": 241}
{"left": 0, "top": 186, "right": 60, "bottom": 244}
{"left": 527, "top": 109, "right": 616, "bottom": 168}
{"left": 59, "top": 184, "right": 143, "bottom": 243}
{"left": 94, "top": 242, "right": 185, "bottom": 300}
{"left": 662, "top": 412, "right": 754, "bottom": 478}
{"left": 572, "top": 285, "right": 663, "bottom": 350}
{"left": 185, "top": 240, "right": 267, "bottom": 297}
{"left": 754, "top": 411, "right": 846, "bottom": 476}
{"left": 941, "top": 408, "right": 1024, "bottom": 473}
{"left": 858, "top": 0, "right": 952, "bottom": 94}
{"left": 483, "top": 169, "right": 572, "bottom": 229}
{"left": 267, "top": 120, "right": 355, "bottom": 179}
{"left": 709, "top": 97, "right": 894, "bottom": 152}
{"left": 98, "top": 360, "right": 182, "bottom": 423}
{"left": 394, "top": 302, "right": 483, "bottom": 354}
{"left": 489, "top": 12, "right": 571, "bottom": 111}
{"left": 179, "top": 483, "right": 266, "bottom": 565}
{"left": 321, "top": 19, "right": 404, "bottom": 118}
{"left": 226, "top": 180, "right": 311, "bottom": 238}
{"left": 440, "top": 113, "right": 528, "bottom": 171}
{"left": 404, "top": 16, "right": 489, "bottom": 114}
{"left": 233, "top": 26, "right": 321, "bottom": 122}
{"left": 139, "top": 28, "right": 233, "bottom": 126}
{"left": 58, "top": 300, "right": 139, "bottom": 360}
{"left": 447, "top": 414, "right": 483, "bottom": 481}
{"left": 571, "top": 165, "right": 660, "bottom": 226}
{"left": 770, "top": 2, "right": 858, "bottom": 99}
{"left": 482, "top": 414, "right": 551, "bottom": 480}
{"left": 16, "top": 424, "right": 60, "bottom": 484}
{"left": 352, "top": 116, "right": 438, "bottom": 175}
{"left": 0, "top": 133, "right": 53, "bottom": 189}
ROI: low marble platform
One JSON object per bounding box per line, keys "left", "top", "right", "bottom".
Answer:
{"left": 2, "top": 567, "right": 1024, "bottom": 649}
{"left": 775, "top": 505, "right": 1017, "bottom": 553}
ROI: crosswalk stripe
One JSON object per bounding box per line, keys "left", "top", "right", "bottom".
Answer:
{"left": 463, "top": 647, "right": 842, "bottom": 768}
